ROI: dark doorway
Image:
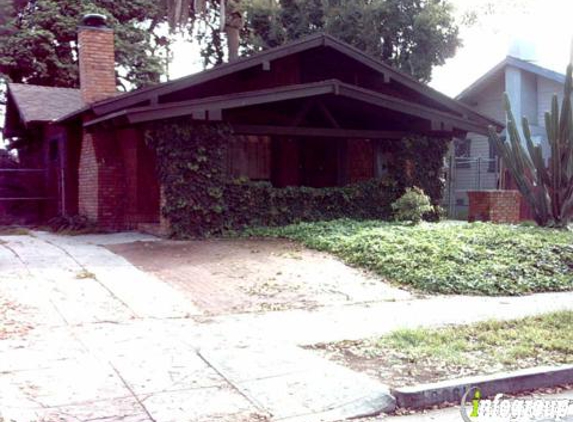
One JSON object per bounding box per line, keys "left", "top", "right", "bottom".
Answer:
{"left": 300, "top": 138, "right": 338, "bottom": 188}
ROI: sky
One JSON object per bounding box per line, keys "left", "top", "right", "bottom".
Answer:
{"left": 429, "top": 0, "right": 573, "bottom": 97}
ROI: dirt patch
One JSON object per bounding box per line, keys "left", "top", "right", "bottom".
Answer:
{"left": 308, "top": 312, "right": 573, "bottom": 389}
{"left": 310, "top": 340, "right": 573, "bottom": 392}
{"left": 308, "top": 340, "right": 487, "bottom": 389}
{"left": 108, "top": 238, "right": 410, "bottom": 316}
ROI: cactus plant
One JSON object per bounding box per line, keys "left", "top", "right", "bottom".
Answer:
{"left": 488, "top": 64, "right": 573, "bottom": 228}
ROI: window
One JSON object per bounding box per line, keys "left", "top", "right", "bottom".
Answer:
{"left": 455, "top": 138, "right": 472, "bottom": 169}
{"left": 227, "top": 136, "right": 271, "bottom": 181}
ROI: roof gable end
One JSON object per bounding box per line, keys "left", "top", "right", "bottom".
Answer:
{"left": 3, "top": 83, "right": 84, "bottom": 138}
{"left": 457, "top": 56, "right": 566, "bottom": 102}
{"left": 64, "top": 33, "right": 499, "bottom": 129}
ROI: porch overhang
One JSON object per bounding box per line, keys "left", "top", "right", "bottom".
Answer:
{"left": 84, "top": 79, "right": 493, "bottom": 137}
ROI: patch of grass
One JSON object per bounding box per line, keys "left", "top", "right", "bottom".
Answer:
{"left": 0, "top": 226, "right": 31, "bottom": 236}
{"left": 382, "top": 312, "right": 573, "bottom": 366}
{"left": 313, "top": 311, "right": 573, "bottom": 387}
{"left": 246, "top": 219, "right": 573, "bottom": 295}
{"left": 75, "top": 270, "right": 96, "bottom": 280}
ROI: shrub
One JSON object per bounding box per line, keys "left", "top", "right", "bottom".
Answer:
{"left": 47, "top": 215, "right": 98, "bottom": 234}
{"left": 391, "top": 187, "right": 433, "bottom": 223}
{"left": 225, "top": 178, "right": 400, "bottom": 231}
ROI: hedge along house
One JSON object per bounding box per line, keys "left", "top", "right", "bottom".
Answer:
{"left": 4, "top": 15, "right": 501, "bottom": 236}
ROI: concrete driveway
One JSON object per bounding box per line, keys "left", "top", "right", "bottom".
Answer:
{"left": 0, "top": 231, "right": 396, "bottom": 422}
{"left": 107, "top": 238, "right": 411, "bottom": 315}
{"left": 2, "top": 231, "right": 573, "bottom": 422}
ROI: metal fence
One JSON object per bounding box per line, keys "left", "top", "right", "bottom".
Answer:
{"left": 0, "top": 168, "right": 50, "bottom": 224}
{"left": 443, "top": 156, "right": 500, "bottom": 219}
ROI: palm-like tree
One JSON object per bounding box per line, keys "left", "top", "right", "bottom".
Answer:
{"left": 166, "top": 0, "right": 243, "bottom": 61}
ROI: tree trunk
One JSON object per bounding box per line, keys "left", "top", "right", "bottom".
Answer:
{"left": 221, "top": 0, "right": 243, "bottom": 61}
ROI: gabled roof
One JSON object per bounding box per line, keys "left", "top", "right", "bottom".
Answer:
{"left": 85, "top": 79, "right": 491, "bottom": 135}
{"left": 7, "top": 83, "right": 84, "bottom": 123}
{"left": 456, "top": 56, "right": 566, "bottom": 102}
{"left": 59, "top": 33, "right": 501, "bottom": 130}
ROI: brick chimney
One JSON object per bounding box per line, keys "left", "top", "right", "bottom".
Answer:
{"left": 78, "top": 14, "right": 116, "bottom": 104}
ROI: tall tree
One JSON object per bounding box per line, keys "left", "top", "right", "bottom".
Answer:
{"left": 0, "top": 0, "right": 171, "bottom": 90}
{"left": 165, "top": 0, "right": 243, "bottom": 65}
{"left": 241, "top": 0, "right": 460, "bottom": 83}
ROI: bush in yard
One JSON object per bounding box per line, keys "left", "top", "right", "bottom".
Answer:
{"left": 391, "top": 187, "right": 433, "bottom": 223}
{"left": 47, "top": 215, "right": 99, "bottom": 234}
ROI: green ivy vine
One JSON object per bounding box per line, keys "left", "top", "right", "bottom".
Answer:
{"left": 145, "top": 119, "right": 449, "bottom": 238}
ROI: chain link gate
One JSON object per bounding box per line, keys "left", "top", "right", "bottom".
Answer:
{"left": 443, "top": 156, "right": 500, "bottom": 220}
{"left": 0, "top": 168, "right": 52, "bottom": 224}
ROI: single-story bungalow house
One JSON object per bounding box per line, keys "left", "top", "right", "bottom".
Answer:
{"left": 3, "top": 15, "right": 501, "bottom": 236}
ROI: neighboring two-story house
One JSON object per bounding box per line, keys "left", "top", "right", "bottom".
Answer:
{"left": 447, "top": 56, "right": 565, "bottom": 217}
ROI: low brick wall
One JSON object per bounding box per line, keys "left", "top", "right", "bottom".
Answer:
{"left": 467, "top": 190, "right": 521, "bottom": 224}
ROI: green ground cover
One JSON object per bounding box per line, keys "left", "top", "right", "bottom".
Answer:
{"left": 247, "top": 220, "right": 573, "bottom": 295}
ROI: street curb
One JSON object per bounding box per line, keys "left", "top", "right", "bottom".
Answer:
{"left": 391, "top": 365, "right": 573, "bottom": 409}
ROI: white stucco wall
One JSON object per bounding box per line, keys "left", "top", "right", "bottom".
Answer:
{"left": 451, "top": 73, "right": 504, "bottom": 202}
{"left": 537, "top": 77, "right": 563, "bottom": 125}
{"left": 521, "top": 70, "right": 538, "bottom": 125}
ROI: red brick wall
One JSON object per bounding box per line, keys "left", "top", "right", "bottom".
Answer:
{"left": 78, "top": 125, "right": 160, "bottom": 230}
{"left": 78, "top": 26, "right": 116, "bottom": 104}
{"left": 502, "top": 170, "right": 535, "bottom": 221}
{"left": 78, "top": 128, "right": 126, "bottom": 230}
{"left": 467, "top": 190, "right": 521, "bottom": 224}
{"left": 78, "top": 131, "right": 99, "bottom": 221}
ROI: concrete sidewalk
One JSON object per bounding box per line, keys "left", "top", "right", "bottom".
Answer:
{"left": 1, "top": 231, "right": 572, "bottom": 422}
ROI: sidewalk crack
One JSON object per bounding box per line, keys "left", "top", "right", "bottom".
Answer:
{"left": 37, "top": 237, "right": 139, "bottom": 319}
{"left": 107, "top": 360, "right": 158, "bottom": 422}
{"left": 196, "top": 349, "right": 273, "bottom": 418}
{"left": 0, "top": 242, "right": 32, "bottom": 277}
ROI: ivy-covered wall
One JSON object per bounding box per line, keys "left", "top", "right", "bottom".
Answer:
{"left": 388, "top": 135, "right": 450, "bottom": 206}
{"left": 145, "top": 119, "right": 449, "bottom": 238}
